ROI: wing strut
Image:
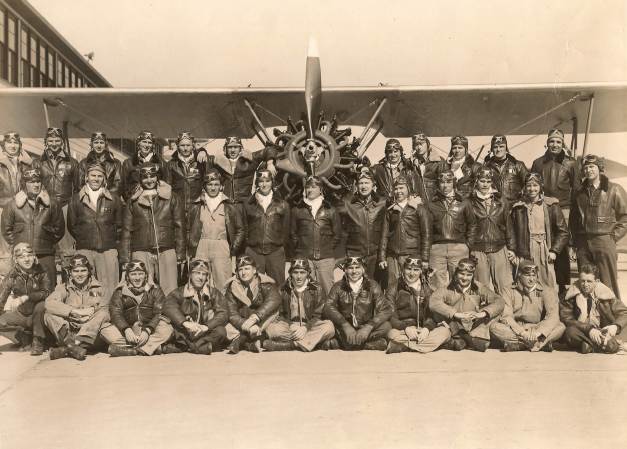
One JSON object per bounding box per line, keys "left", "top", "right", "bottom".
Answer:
{"left": 582, "top": 95, "right": 595, "bottom": 157}
{"left": 244, "top": 99, "right": 273, "bottom": 145}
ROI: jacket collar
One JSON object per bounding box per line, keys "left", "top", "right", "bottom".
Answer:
{"left": 433, "top": 191, "right": 463, "bottom": 202}
{"left": 387, "top": 195, "right": 422, "bottom": 211}
{"left": 447, "top": 278, "right": 481, "bottom": 294}
{"left": 339, "top": 275, "right": 372, "bottom": 292}
{"left": 130, "top": 181, "right": 172, "bottom": 204}
{"left": 42, "top": 149, "right": 70, "bottom": 162}
{"left": 213, "top": 150, "right": 253, "bottom": 175}
{"left": 10, "top": 261, "right": 45, "bottom": 278}
{"left": 565, "top": 280, "right": 616, "bottom": 302}
{"left": 484, "top": 152, "right": 518, "bottom": 166}
{"left": 117, "top": 279, "right": 156, "bottom": 297}
{"left": 542, "top": 150, "right": 566, "bottom": 164}
{"left": 183, "top": 282, "right": 211, "bottom": 299}
{"left": 79, "top": 185, "right": 113, "bottom": 202}
{"left": 296, "top": 196, "right": 333, "bottom": 210}
{"left": 581, "top": 174, "right": 609, "bottom": 193}
{"left": 15, "top": 189, "right": 50, "bottom": 208}
{"left": 194, "top": 192, "right": 230, "bottom": 206}
{"left": 66, "top": 277, "right": 102, "bottom": 292}
{"left": 350, "top": 191, "right": 381, "bottom": 204}
{"left": 85, "top": 150, "right": 115, "bottom": 164}
{"left": 281, "top": 277, "right": 319, "bottom": 294}
{"left": 446, "top": 154, "right": 475, "bottom": 166}
{"left": 0, "top": 150, "right": 33, "bottom": 168}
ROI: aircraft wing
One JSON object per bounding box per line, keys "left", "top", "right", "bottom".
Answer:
{"left": 0, "top": 82, "right": 625, "bottom": 139}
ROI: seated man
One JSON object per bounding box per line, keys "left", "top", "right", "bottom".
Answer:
{"left": 163, "top": 259, "right": 229, "bottom": 354}
{"left": 385, "top": 257, "right": 450, "bottom": 354}
{"left": 44, "top": 255, "right": 109, "bottom": 361}
{"left": 560, "top": 264, "right": 627, "bottom": 354}
{"left": 429, "top": 257, "right": 505, "bottom": 352}
{"left": 101, "top": 260, "right": 173, "bottom": 357}
{"left": 0, "top": 243, "right": 51, "bottom": 355}
{"left": 324, "top": 256, "right": 392, "bottom": 351}
{"left": 490, "top": 260, "right": 565, "bottom": 352}
{"left": 224, "top": 255, "right": 282, "bottom": 353}
{"left": 263, "top": 258, "right": 336, "bottom": 352}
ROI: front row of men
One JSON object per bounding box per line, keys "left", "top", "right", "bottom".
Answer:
{"left": 1, "top": 240, "right": 625, "bottom": 358}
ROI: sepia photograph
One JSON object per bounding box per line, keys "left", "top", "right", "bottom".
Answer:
{"left": 0, "top": 0, "right": 626, "bottom": 448}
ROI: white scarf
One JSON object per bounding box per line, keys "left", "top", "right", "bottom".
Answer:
{"left": 407, "top": 279, "right": 422, "bottom": 291}
{"left": 475, "top": 190, "right": 494, "bottom": 201}
{"left": 348, "top": 277, "right": 364, "bottom": 293}
{"left": 304, "top": 195, "right": 324, "bottom": 217}
{"left": 396, "top": 199, "right": 408, "bottom": 210}
{"left": 86, "top": 186, "right": 104, "bottom": 209}
{"left": 203, "top": 193, "right": 223, "bottom": 213}
{"left": 138, "top": 152, "right": 154, "bottom": 164}
{"left": 178, "top": 153, "right": 195, "bottom": 165}
{"left": 294, "top": 280, "right": 308, "bottom": 293}
{"left": 255, "top": 191, "right": 273, "bottom": 212}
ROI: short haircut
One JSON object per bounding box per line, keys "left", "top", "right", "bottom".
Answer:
{"left": 579, "top": 263, "right": 599, "bottom": 279}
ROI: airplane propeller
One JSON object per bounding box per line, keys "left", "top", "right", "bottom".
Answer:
{"left": 304, "top": 37, "right": 321, "bottom": 141}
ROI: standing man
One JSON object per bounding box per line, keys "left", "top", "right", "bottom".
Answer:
{"left": 33, "top": 127, "right": 80, "bottom": 270}
{"left": 324, "top": 256, "right": 393, "bottom": 351}
{"left": 531, "top": 128, "right": 579, "bottom": 294}
{"left": 385, "top": 257, "right": 451, "bottom": 354}
{"left": 561, "top": 264, "right": 627, "bottom": 354}
{"left": 409, "top": 132, "right": 440, "bottom": 203}
{"left": 119, "top": 163, "right": 186, "bottom": 295}
{"left": 570, "top": 155, "right": 627, "bottom": 299}
{"left": 101, "top": 259, "right": 173, "bottom": 357}
{"left": 263, "top": 258, "right": 336, "bottom": 351}
{"left": 291, "top": 176, "right": 341, "bottom": 294}
{"left": 430, "top": 258, "right": 505, "bottom": 352}
{"left": 67, "top": 162, "right": 123, "bottom": 298}
{"left": 163, "top": 258, "right": 229, "bottom": 354}
{"left": 0, "top": 132, "right": 34, "bottom": 278}
{"left": 436, "top": 135, "right": 481, "bottom": 199}
{"left": 1, "top": 168, "right": 65, "bottom": 286}
{"left": 379, "top": 176, "right": 432, "bottom": 285}
{"left": 44, "top": 255, "right": 109, "bottom": 361}
{"left": 0, "top": 243, "right": 51, "bottom": 355}
{"left": 120, "top": 131, "right": 165, "bottom": 202}
{"left": 463, "top": 167, "right": 513, "bottom": 294}
{"left": 507, "top": 173, "right": 569, "bottom": 289}
{"left": 483, "top": 134, "right": 528, "bottom": 202}
{"left": 371, "top": 138, "right": 415, "bottom": 201}
{"left": 188, "top": 168, "right": 245, "bottom": 290}
{"left": 490, "top": 260, "right": 565, "bottom": 352}
{"left": 339, "top": 168, "right": 386, "bottom": 278}
{"left": 224, "top": 255, "right": 282, "bottom": 353}
{"left": 78, "top": 132, "right": 122, "bottom": 194}
{"left": 428, "top": 170, "right": 469, "bottom": 289}
{"left": 244, "top": 169, "right": 290, "bottom": 286}
{"left": 207, "top": 137, "right": 277, "bottom": 203}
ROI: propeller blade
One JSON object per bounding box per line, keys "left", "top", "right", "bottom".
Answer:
{"left": 304, "top": 36, "right": 321, "bottom": 140}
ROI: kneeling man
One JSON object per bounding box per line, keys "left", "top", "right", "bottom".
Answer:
{"left": 102, "top": 260, "right": 173, "bottom": 356}
{"left": 430, "top": 257, "right": 504, "bottom": 351}
{"left": 163, "top": 258, "right": 229, "bottom": 354}
{"left": 490, "top": 260, "right": 565, "bottom": 352}
{"left": 263, "top": 258, "right": 336, "bottom": 352}
{"left": 325, "top": 256, "right": 392, "bottom": 351}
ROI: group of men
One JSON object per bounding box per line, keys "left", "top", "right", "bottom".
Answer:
{"left": 0, "top": 125, "right": 625, "bottom": 359}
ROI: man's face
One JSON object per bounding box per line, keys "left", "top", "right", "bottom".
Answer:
{"left": 189, "top": 270, "right": 208, "bottom": 289}
{"left": 524, "top": 180, "right": 541, "bottom": 200}
{"left": 140, "top": 174, "right": 158, "bottom": 190}
{"left": 476, "top": 177, "right": 492, "bottom": 194}
{"left": 393, "top": 184, "right": 409, "bottom": 202}
{"left": 86, "top": 171, "right": 105, "bottom": 191}
{"left": 204, "top": 180, "right": 222, "bottom": 197}
{"left": 547, "top": 137, "right": 564, "bottom": 155}
{"left": 15, "top": 253, "right": 35, "bottom": 270}
{"left": 403, "top": 266, "right": 422, "bottom": 284}
{"left": 305, "top": 184, "right": 322, "bottom": 200}
{"left": 137, "top": 139, "right": 153, "bottom": 156}
{"left": 492, "top": 143, "right": 507, "bottom": 159}
{"left": 128, "top": 270, "right": 147, "bottom": 288}
{"left": 70, "top": 266, "right": 90, "bottom": 286}
{"left": 518, "top": 272, "right": 537, "bottom": 290}
{"left": 178, "top": 138, "right": 194, "bottom": 158}
{"left": 92, "top": 138, "right": 106, "bottom": 154}
{"left": 455, "top": 270, "right": 473, "bottom": 288}
{"left": 257, "top": 178, "right": 273, "bottom": 195}
{"left": 346, "top": 264, "right": 364, "bottom": 282}
{"left": 290, "top": 268, "right": 309, "bottom": 288}
{"left": 225, "top": 144, "right": 242, "bottom": 160}
{"left": 237, "top": 265, "right": 256, "bottom": 283}
{"left": 583, "top": 163, "right": 600, "bottom": 182}
{"left": 25, "top": 180, "right": 42, "bottom": 197}
{"left": 451, "top": 144, "right": 466, "bottom": 160}
{"left": 386, "top": 147, "right": 402, "bottom": 164}
{"left": 357, "top": 178, "right": 374, "bottom": 197}
{"left": 413, "top": 140, "right": 429, "bottom": 157}
{"left": 46, "top": 136, "right": 63, "bottom": 153}
{"left": 439, "top": 179, "right": 454, "bottom": 195}
{"left": 579, "top": 272, "right": 596, "bottom": 295}
{"left": 4, "top": 138, "right": 20, "bottom": 157}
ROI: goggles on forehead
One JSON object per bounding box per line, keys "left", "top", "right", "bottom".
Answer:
{"left": 177, "top": 131, "right": 194, "bottom": 143}
{"left": 46, "top": 127, "right": 63, "bottom": 139}
{"left": 189, "top": 258, "right": 210, "bottom": 273}
{"left": 236, "top": 255, "right": 256, "bottom": 269}
{"left": 457, "top": 261, "right": 476, "bottom": 273}
{"left": 4, "top": 132, "right": 21, "bottom": 142}
{"left": 126, "top": 260, "right": 147, "bottom": 273}
{"left": 404, "top": 258, "right": 422, "bottom": 269}
{"left": 290, "top": 258, "right": 311, "bottom": 272}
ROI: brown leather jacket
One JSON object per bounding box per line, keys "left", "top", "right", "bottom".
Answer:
{"left": 278, "top": 279, "right": 326, "bottom": 327}
{"left": 560, "top": 281, "right": 627, "bottom": 334}
{"left": 379, "top": 196, "right": 432, "bottom": 262}
{"left": 386, "top": 277, "right": 434, "bottom": 330}
{"left": 33, "top": 150, "right": 80, "bottom": 207}
{"left": 290, "top": 198, "right": 341, "bottom": 260}
{"left": 339, "top": 193, "right": 386, "bottom": 258}
{"left": 78, "top": 151, "right": 122, "bottom": 194}
{"left": 163, "top": 283, "right": 228, "bottom": 331}
{"left": 427, "top": 191, "right": 467, "bottom": 244}
{"left": 462, "top": 192, "right": 510, "bottom": 253}
{"left": 245, "top": 193, "right": 291, "bottom": 255}
{"left": 163, "top": 150, "right": 207, "bottom": 213}
{"left": 109, "top": 282, "right": 166, "bottom": 333}
{"left": 0, "top": 152, "right": 33, "bottom": 208}
{"left": 531, "top": 150, "right": 579, "bottom": 208}
{"left": 225, "top": 274, "right": 282, "bottom": 330}
{"left": 371, "top": 158, "right": 416, "bottom": 201}
{"left": 483, "top": 153, "right": 528, "bottom": 202}
{"left": 0, "top": 263, "right": 51, "bottom": 315}
{"left": 435, "top": 155, "right": 481, "bottom": 199}
{"left": 570, "top": 175, "right": 627, "bottom": 244}
{"left": 324, "top": 276, "right": 392, "bottom": 329}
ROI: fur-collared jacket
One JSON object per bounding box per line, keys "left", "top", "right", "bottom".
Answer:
{"left": 379, "top": 196, "right": 432, "bottom": 262}
{"left": 0, "top": 190, "right": 64, "bottom": 255}
{"left": 78, "top": 150, "right": 123, "bottom": 194}
{"left": 278, "top": 278, "right": 326, "bottom": 327}
{"left": 386, "top": 276, "right": 434, "bottom": 330}
{"left": 163, "top": 283, "right": 228, "bottom": 331}
{"left": 0, "top": 262, "right": 51, "bottom": 315}
{"left": 109, "top": 280, "right": 166, "bottom": 333}
{"left": 0, "top": 151, "right": 33, "bottom": 208}
{"left": 290, "top": 197, "right": 341, "bottom": 260}
{"left": 32, "top": 149, "right": 80, "bottom": 207}
{"left": 163, "top": 150, "right": 207, "bottom": 212}
{"left": 483, "top": 153, "right": 528, "bottom": 202}
{"left": 245, "top": 192, "right": 291, "bottom": 255}
{"left": 560, "top": 280, "right": 627, "bottom": 334}
{"left": 339, "top": 192, "right": 387, "bottom": 258}
{"left": 225, "top": 273, "right": 282, "bottom": 330}
{"left": 530, "top": 150, "right": 579, "bottom": 208}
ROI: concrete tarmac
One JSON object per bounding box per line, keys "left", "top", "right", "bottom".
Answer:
{"left": 0, "top": 347, "right": 626, "bottom": 449}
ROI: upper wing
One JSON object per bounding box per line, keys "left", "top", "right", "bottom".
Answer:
{"left": 1, "top": 82, "right": 625, "bottom": 139}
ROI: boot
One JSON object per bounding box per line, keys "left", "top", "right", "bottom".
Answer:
{"left": 227, "top": 337, "right": 242, "bottom": 355}
{"left": 161, "top": 343, "right": 183, "bottom": 354}
{"left": 580, "top": 341, "right": 594, "bottom": 354}
{"left": 30, "top": 337, "right": 45, "bottom": 356}
{"left": 108, "top": 345, "right": 138, "bottom": 357}
{"left": 195, "top": 342, "right": 212, "bottom": 355}
{"left": 502, "top": 341, "right": 523, "bottom": 352}
{"left": 320, "top": 338, "right": 340, "bottom": 351}
{"left": 364, "top": 338, "right": 388, "bottom": 351}
{"left": 385, "top": 341, "right": 408, "bottom": 354}
{"left": 442, "top": 337, "right": 466, "bottom": 351}
{"left": 262, "top": 340, "right": 295, "bottom": 351}
{"left": 65, "top": 341, "right": 87, "bottom": 361}
{"left": 49, "top": 346, "right": 69, "bottom": 360}
{"left": 245, "top": 339, "right": 262, "bottom": 353}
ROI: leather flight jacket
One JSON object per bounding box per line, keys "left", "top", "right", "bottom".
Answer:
{"left": 109, "top": 282, "right": 166, "bottom": 333}
{"left": 340, "top": 193, "right": 386, "bottom": 258}
{"left": 290, "top": 198, "right": 341, "bottom": 260}
{"left": 33, "top": 150, "right": 80, "bottom": 207}
{"left": 244, "top": 193, "right": 291, "bottom": 255}
{"left": 379, "top": 196, "right": 432, "bottom": 262}
{"left": 463, "top": 192, "right": 510, "bottom": 253}
{"left": 428, "top": 191, "right": 467, "bottom": 244}
{"left": 324, "top": 276, "right": 392, "bottom": 329}
{"left": 483, "top": 153, "right": 528, "bottom": 202}
{"left": 78, "top": 151, "right": 123, "bottom": 194}
{"left": 530, "top": 150, "right": 579, "bottom": 208}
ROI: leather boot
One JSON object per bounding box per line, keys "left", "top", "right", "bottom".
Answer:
{"left": 30, "top": 337, "right": 45, "bottom": 356}
{"left": 502, "top": 341, "right": 523, "bottom": 352}
{"left": 320, "top": 338, "right": 340, "bottom": 351}
{"left": 49, "top": 346, "right": 69, "bottom": 360}
{"left": 161, "top": 343, "right": 183, "bottom": 354}
{"left": 245, "top": 339, "right": 262, "bottom": 353}
{"left": 364, "top": 338, "right": 388, "bottom": 351}
{"left": 108, "top": 345, "right": 138, "bottom": 357}
{"left": 442, "top": 337, "right": 466, "bottom": 351}
{"left": 262, "top": 340, "right": 296, "bottom": 351}
{"left": 385, "top": 341, "right": 408, "bottom": 354}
